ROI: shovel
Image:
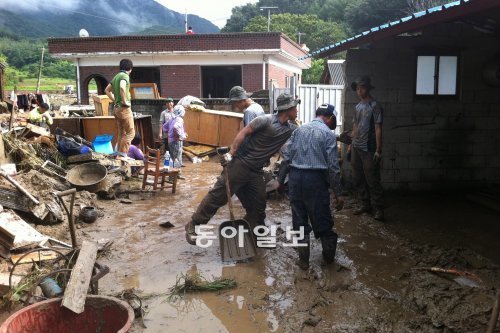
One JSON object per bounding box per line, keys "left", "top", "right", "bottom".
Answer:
{"left": 217, "top": 147, "right": 257, "bottom": 261}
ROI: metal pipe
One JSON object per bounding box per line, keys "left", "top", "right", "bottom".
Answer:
{"left": 76, "top": 58, "right": 81, "bottom": 105}
{"left": 56, "top": 188, "right": 78, "bottom": 248}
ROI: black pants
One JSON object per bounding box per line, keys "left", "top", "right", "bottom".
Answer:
{"left": 191, "top": 158, "right": 266, "bottom": 229}
{"left": 288, "top": 168, "right": 337, "bottom": 239}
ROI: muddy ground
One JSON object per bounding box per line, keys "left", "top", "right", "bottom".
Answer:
{"left": 48, "top": 158, "right": 497, "bottom": 333}
{"left": 1, "top": 152, "right": 498, "bottom": 332}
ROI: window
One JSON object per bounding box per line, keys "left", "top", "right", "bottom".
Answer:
{"left": 416, "top": 55, "right": 458, "bottom": 96}
{"left": 201, "top": 66, "right": 242, "bottom": 98}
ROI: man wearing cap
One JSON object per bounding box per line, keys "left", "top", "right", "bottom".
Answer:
{"left": 279, "top": 104, "right": 343, "bottom": 269}
{"left": 159, "top": 97, "right": 175, "bottom": 151}
{"left": 185, "top": 93, "right": 300, "bottom": 245}
{"left": 347, "top": 75, "right": 384, "bottom": 221}
{"left": 225, "top": 86, "right": 265, "bottom": 127}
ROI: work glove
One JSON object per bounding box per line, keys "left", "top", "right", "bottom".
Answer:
{"left": 373, "top": 151, "right": 382, "bottom": 164}
{"left": 338, "top": 130, "right": 352, "bottom": 145}
{"left": 219, "top": 152, "right": 232, "bottom": 167}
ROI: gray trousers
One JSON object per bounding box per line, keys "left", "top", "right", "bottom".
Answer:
{"left": 191, "top": 158, "right": 266, "bottom": 229}
{"left": 351, "top": 147, "right": 384, "bottom": 209}
{"left": 168, "top": 140, "right": 183, "bottom": 168}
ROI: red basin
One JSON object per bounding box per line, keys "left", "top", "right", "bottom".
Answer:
{"left": 0, "top": 295, "right": 134, "bottom": 333}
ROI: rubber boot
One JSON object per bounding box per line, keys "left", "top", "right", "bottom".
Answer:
{"left": 321, "top": 235, "right": 338, "bottom": 264}
{"left": 296, "top": 236, "right": 310, "bottom": 270}
{"left": 185, "top": 220, "right": 197, "bottom": 245}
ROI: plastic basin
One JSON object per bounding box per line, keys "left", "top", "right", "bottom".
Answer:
{"left": 0, "top": 295, "right": 134, "bottom": 333}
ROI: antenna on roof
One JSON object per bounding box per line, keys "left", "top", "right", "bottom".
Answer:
{"left": 79, "top": 29, "right": 89, "bottom": 37}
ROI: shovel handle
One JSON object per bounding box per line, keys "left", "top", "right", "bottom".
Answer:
{"left": 223, "top": 165, "right": 235, "bottom": 220}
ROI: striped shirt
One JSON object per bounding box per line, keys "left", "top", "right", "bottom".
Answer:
{"left": 283, "top": 118, "right": 342, "bottom": 194}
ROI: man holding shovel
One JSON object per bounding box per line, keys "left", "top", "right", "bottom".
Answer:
{"left": 185, "top": 93, "right": 300, "bottom": 245}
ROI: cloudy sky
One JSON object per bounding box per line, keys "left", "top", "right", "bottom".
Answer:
{"left": 155, "top": 0, "right": 258, "bottom": 28}
{"left": 2, "top": 0, "right": 258, "bottom": 29}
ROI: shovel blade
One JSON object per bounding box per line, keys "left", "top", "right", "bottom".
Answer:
{"left": 218, "top": 219, "right": 257, "bottom": 261}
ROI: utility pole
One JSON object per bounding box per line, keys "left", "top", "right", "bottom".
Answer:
{"left": 260, "top": 6, "right": 278, "bottom": 32}
{"left": 297, "top": 32, "right": 306, "bottom": 44}
{"left": 36, "top": 47, "right": 45, "bottom": 94}
{"left": 184, "top": 9, "right": 188, "bottom": 33}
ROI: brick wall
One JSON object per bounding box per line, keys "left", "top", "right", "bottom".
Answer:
{"left": 160, "top": 65, "right": 201, "bottom": 98}
{"left": 242, "top": 64, "right": 264, "bottom": 92}
{"left": 342, "top": 21, "right": 500, "bottom": 190}
{"left": 79, "top": 66, "right": 115, "bottom": 104}
{"left": 49, "top": 32, "right": 306, "bottom": 56}
{"left": 267, "top": 65, "right": 294, "bottom": 89}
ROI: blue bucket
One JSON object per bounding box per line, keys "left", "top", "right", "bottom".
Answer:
{"left": 93, "top": 134, "right": 113, "bottom": 154}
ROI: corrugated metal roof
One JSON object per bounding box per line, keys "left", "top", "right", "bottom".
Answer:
{"left": 299, "top": 0, "right": 498, "bottom": 60}
{"left": 327, "top": 60, "right": 345, "bottom": 86}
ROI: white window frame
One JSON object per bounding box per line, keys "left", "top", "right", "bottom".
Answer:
{"left": 415, "top": 54, "right": 459, "bottom": 97}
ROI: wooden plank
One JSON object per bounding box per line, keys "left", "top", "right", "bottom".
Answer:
{"left": 0, "top": 210, "right": 48, "bottom": 249}
{"left": 219, "top": 115, "right": 243, "bottom": 147}
{"left": 184, "top": 109, "right": 200, "bottom": 143}
{"left": 184, "top": 145, "right": 216, "bottom": 157}
{"left": 82, "top": 117, "right": 118, "bottom": 148}
{"left": 62, "top": 240, "right": 98, "bottom": 314}
{"left": 183, "top": 150, "right": 196, "bottom": 162}
{"left": 198, "top": 112, "right": 220, "bottom": 146}
{"left": 49, "top": 118, "right": 82, "bottom": 136}
{"left": 0, "top": 226, "right": 14, "bottom": 249}
{"left": 81, "top": 116, "right": 153, "bottom": 153}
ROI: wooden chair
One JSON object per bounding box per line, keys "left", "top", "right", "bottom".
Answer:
{"left": 141, "top": 147, "right": 179, "bottom": 193}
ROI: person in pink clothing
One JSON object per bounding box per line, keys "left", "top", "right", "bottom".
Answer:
{"left": 164, "top": 105, "right": 187, "bottom": 170}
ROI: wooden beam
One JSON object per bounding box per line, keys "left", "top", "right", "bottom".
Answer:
{"left": 61, "top": 240, "right": 98, "bottom": 314}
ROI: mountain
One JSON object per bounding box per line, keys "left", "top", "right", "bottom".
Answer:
{"left": 0, "top": 0, "right": 219, "bottom": 39}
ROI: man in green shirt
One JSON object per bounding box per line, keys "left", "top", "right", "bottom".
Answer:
{"left": 105, "top": 59, "right": 134, "bottom": 153}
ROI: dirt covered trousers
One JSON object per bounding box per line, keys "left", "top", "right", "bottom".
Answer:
{"left": 351, "top": 147, "right": 384, "bottom": 209}
{"left": 191, "top": 158, "right": 266, "bottom": 229}
{"left": 288, "top": 168, "right": 337, "bottom": 239}
{"left": 114, "top": 106, "right": 135, "bottom": 153}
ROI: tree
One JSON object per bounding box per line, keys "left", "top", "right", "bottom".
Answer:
{"left": 407, "top": 0, "right": 451, "bottom": 12}
{"left": 243, "top": 13, "right": 346, "bottom": 53}
{"left": 221, "top": 4, "right": 261, "bottom": 33}
{"left": 344, "top": 0, "right": 408, "bottom": 34}
{"left": 302, "top": 58, "right": 325, "bottom": 84}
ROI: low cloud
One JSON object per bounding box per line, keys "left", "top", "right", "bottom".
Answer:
{"left": 2, "top": 0, "right": 81, "bottom": 12}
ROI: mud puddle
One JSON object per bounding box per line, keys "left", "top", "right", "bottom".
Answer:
{"left": 80, "top": 159, "right": 500, "bottom": 332}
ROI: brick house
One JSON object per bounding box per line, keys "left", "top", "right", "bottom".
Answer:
{"left": 48, "top": 32, "right": 310, "bottom": 104}
{"left": 304, "top": 0, "right": 500, "bottom": 190}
